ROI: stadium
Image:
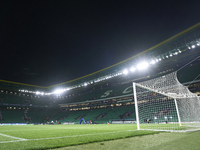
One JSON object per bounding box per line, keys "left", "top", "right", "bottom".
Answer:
{"left": 0, "top": 20, "right": 200, "bottom": 149}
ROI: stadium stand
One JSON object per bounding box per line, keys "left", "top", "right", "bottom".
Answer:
{"left": 0, "top": 109, "right": 25, "bottom": 123}
{"left": 0, "top": 23, "right": 200, "bottom": 124}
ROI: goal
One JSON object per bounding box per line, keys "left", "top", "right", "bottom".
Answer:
{"left": 133, "top": 71, "right": 200, "bottom": 131}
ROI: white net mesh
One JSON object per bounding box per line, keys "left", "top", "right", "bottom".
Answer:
{"left": 134, "top": 71, "right": 200, "bottom": 131}
{"left": 139, "top": 72, "right": 197, "bottom": 98}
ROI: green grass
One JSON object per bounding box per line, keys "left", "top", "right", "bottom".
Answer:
{"left": 0, "top": 124, "right": 199, "bottom": 150}
{"left": 55, "top": 130, "right": 200, "bottom": 150}
{"left": 0, "top": 124, "right": 157, "bottom": 150}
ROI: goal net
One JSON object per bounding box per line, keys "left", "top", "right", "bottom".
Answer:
{"left": 133, "top": 71, "right": 200, "bottom": 131}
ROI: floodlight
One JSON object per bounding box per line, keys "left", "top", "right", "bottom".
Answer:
{"left": 53, "top": 89, "right": 65, "bottom": 94}
{"left": 166, "top": 56, "right": 169, "bottom": 58}
{"left": 36, "top": 91, "right": 40, "bottom": 95}
{"left": 123, "top": 69, "right": 129, "bottom": 75}
{"left": 84, "top": 83, "right": 88, "bottom": 86}
{"left": 192, "top": 45, "right": 195, "bottom": 48}
{"left": 45, "top": 93, "right": 52, "bottom": 95}
{"left": 130, "top": 67, "right": 136, "bottom": 72}
{"left": 197, "top": 43, "right": 200, "bottom": 46}
{"left": 188, "top": 46, "right": 191, "bottom": 49}
{"left": 170, "top": 54, "right": 173, "bottom": 57}
{"left": 137, "top": 62, "right": 149, "bottom": 70}
{"left": 150, "top": 60, "right": 156, "bottom": 64}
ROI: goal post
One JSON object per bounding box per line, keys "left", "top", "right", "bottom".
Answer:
{"left": 133, "top": 82, "right": 140, "bottom": 130}
{"left": 133, "top": 71, "right": 200, "bottom": 131}
{"left": 174, "top": 98, "right": 182, "bottom": 126}
{"left": 133, "top": 82, "right": 182, "bottom": 130}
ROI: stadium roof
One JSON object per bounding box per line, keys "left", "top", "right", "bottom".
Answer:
{"left": 1, "top": 1, "right": 200, "bottom": 88}
{"left": 1, "top": 22, "right": 200, "bottom": 93}
{"left": 49, "top": 22, "right": 200, "bottom": 87}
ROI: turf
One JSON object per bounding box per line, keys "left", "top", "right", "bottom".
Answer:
{"left": 56, "top": 130, "right": 200, "bottom": 150}
{"left": 1, "top": 124, "right": 199, "bottom": 150}
{"left": 0, "top": 124, "right": 157, "bottom": 150}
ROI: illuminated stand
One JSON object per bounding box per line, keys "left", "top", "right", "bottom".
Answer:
{"left": 133, "top": 71, "right": 200, "bottom": 131}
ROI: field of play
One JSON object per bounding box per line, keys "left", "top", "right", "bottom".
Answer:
{"left": 0, "top": 124, "right": 200, "bottom": 150}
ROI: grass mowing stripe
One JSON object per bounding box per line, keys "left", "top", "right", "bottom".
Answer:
{"left": 0, "top": 133, "right": 27, "bottom": 140}
{"left": 30, "top": 130, "right": 138, "bottom": 141}
{"left": 0, "top": 129, "right": 58, "bottom": 132}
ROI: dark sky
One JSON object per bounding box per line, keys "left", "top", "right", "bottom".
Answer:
{"left": 1, "top": 0, "right": 200, "bottom": 86}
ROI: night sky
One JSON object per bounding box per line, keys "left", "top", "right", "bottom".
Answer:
{"left": 1, "top": 0, "right": 200, "bottom": 86}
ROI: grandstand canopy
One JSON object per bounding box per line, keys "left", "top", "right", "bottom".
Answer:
{"left": 1, "top": 1, "right": 200, "bottom": 87}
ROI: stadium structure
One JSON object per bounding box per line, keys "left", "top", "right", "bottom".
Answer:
{"left": 0, "top": 22, "right": 200, "bottom": 130}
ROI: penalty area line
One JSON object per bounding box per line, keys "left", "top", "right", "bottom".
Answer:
{"left": 0, "top": 130, "right": 138, "bottom": 144}
{"left": 0, "top": 133, "right": 27, "bottom": 141}
{"left": 0, "top": 139, "right": 27, "bottom": 144}
{"left": 0, "top": 133, "right": 27, "bottom": 144}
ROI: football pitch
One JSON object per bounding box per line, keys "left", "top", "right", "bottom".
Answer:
{"left": 0, "top": 124, "right": 200, "bottom": 150}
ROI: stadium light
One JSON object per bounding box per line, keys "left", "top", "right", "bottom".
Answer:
{"left": 36, "top": 91, "right": 40, "bottom": 95}
{"left": 53, "top": 89, "right": 65, "bottom": 95}
{"left": 130, "top": 67, "right": 136, "bottom": 72}
{"left": 150, "top": 60, "right": 156, "bottom": 65}
{"left": 123, "top": 69, "right": 129, "bottom": 75}
{"left": 137, "top": 61, "right": 149, "bottom": 70}
{"left": 192, "top": 45, "right": 195, "bottom": 49}
{"left": 45, "top": 93, "right": 52, "bottom": 95}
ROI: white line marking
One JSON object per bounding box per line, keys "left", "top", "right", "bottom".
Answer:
{"left": 0, "top": 140, "right": 25, "bottom": 144}
{"left": 0, "top": 133, "right": 27, "bottom": 141}
{"left": 0, "top": 130, "right": 137, "bottom": 144}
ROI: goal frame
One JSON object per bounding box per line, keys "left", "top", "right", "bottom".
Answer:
{"left": 133, "top": 82, "right": 182, "bottom": 130}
